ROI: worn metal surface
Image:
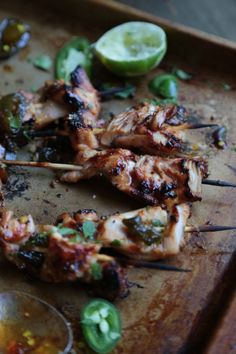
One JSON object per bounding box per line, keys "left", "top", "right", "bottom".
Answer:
{"left": 0, "top": 0, "right": 235, "bottom": 353}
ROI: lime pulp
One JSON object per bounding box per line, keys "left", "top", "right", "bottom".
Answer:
{"left": 94, "top": 21, "right": 167, "bottom": 77}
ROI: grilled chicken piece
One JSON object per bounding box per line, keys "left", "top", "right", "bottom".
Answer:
{"left": 61, "top": 147, "right": 208, "bottom": 207}
{"left": 0, "top": 66, "right": 101, "bottom": 137}
{"left": 40, "top": 66, "right": 101, "bottom": 129}
{"left": 98, "top": 204, "right": 191, "bottom": 260}
{"left": 100, "top": 103, "right": 187, "bottom": 155}
{"left": 57, "top": 204, "right": 190, "bottom": 261}
{"left": 0, "top": 209, "right": 128, "bottom": 300}
{"left": 0, "top": 204, "right": 190, "bottom": 271}
{"left": 69, "top": 103, "right": 187, "bottom": 155}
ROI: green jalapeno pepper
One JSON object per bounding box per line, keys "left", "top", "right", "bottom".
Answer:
{"left": 0, "top": 92, "right": 26, "bottom": 136}
{"left": 149, "top": 74, "right": 178, "bottom": 99}
{"left": 56, "top": 37, "right": 93, "bottom": 82}
{"left": 123, "top": 216, "right": 164, "bottom": 245}
{"left": 81, "top": 299, "right": 121, "bottom": 353}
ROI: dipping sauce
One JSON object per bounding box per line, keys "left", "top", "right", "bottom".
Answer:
{"left": 0, "top": 321, "right": 62, "bottom": 353}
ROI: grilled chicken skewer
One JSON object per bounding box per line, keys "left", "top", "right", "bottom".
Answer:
{"left": 2, "top": 149, "right": 235, "bottom": 207}
{"left": 32, "top": 102, "right": 219, "bottom": 157}
{"left": 0, "top": 209, "right": 128, "bottom": 300}
{"left": 0, "top": 205, "right": 235, "bottom": 277}
{"left": 62, "top": 148, "right": 208, "bottom": 207}
{"left": 69, "top": 103, "right": 218, "bottom": 155}
{"left": 0, "top": 147, "right": 208, "bottom": 207}
{"left": 0, "top": 66, "right": 218, "bottom": 158}
{"left": 0, "top": 66, "right": 101, "bottom": 147}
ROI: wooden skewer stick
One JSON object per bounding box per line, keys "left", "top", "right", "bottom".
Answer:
{"left": 28, "top": 123, "right": 219, "bottom": 139}
{"left": 0, "top": 160, "right": 82, "bottom": 171}
{"left": 97, "top": 254, "right": 190, "bottom": 272}
{"left": 117, "top": 258, "right": 191, "bottom": 272}
{"left": 1, "top": 159, "right": 235, "bottom": 188}
{"left": 188, "top": 123, "right": 219, "bottom": 129}
{"left": 185, "top": 225, "right": 236, "bottom": 233}
{"left": 99, "top": 87, "right": 132, "bottom": 98}
{"left": 28, "top": 130, "right": 69, "bottom": 138}
{"left": 202, "top": 179, "right": 236, "bottom": 188}
{"left": 28, "top": 128, "right": 104, "bottom": 139}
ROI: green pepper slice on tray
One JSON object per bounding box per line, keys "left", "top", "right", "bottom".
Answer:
{"left": 56, "top": 37, "right": 93, "bottom": 82}
{"left": 0, "top": 92, "right": 26, "bottom": 137}
{"left": 81, "top": 299, "right": 121, "bottom": 353}
{"left": 0, "top": 18, "right": 30, "bottom": 59}
{"left": 149, "top": 74, "right": 178, "bottom": 99}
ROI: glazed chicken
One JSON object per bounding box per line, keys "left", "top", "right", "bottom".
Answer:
{"left": 61, "top": 147, "right": 208, "bottom": 207}
{"left": 0, "top": 204, "right": 190, "bottom": 274}
{"left": 98, "top": 203, "right": 191, "bottom": 260}
{"left": 0, "top": 208, "right": 128, "bottom": 300}
{"left": 70, "top": 103, "right": 188, "bottom": 155}
{"left": 0, "top": 66, "right": 101, "bottom": 142}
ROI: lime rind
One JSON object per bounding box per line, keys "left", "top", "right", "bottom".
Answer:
{"left": 95, "top": 21, "right": 167, "bottom": 77}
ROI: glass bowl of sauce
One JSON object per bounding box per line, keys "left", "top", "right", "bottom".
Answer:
{"left": 0, "top": 291, "right": 73, "bottom": 353}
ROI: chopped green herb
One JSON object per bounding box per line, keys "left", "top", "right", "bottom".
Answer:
{"left": 82, "top": 221, "right": 97, "bottom": 240}
{"left": 69, "top": 234, "right": 82, "bottom": 243}
{"left": 114, "top": 85, "right": 135, "bottom": 99}
{"left": 30, "top": 85, "right": 38, "bottom": 92}
{"left": 52, "top": 223, "right": 82, "bottom": 242}
{"left": 222, "top": 83, "right": 231, "bottom": 91}
{"left": 22, "top": 129, "right": 32, "bottom": 141}
{"left": 58, "top": 227, "right": 78, "bottom": 236}
{"left": 33, "top": 54, "right": 52, "bottom": 71}
{"left": 149, "top": 74, "right": 178, "bottom": 99}
{"left": 111, "top": 239, "right": 121, "bottom": 247}
{"left": 101, "top": 83, "right": 136, "bottom": 99}
{"left": 231, "top": 147, "right": 236, "bottom": 152}
{"left": 90, "top": 262, "right": 103, "bottom": 280}
{"left": 142, "top": 97, "right": 177, "bottom": 106}
{"left": 172, "top": 67, "right": 192, "bottom": 81}
{"left": 152, "top": 219, "right": 163, "bottom": 227}
{"left": 8, "top": 113, "right": 21, "bottom": 130}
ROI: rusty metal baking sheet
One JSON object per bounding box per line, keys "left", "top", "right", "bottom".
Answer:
{"left": 0, "top": 0, "right": 236, "bottom": 353}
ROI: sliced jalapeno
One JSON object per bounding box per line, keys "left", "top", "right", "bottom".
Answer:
{"left": 149, "top": 74, "right": 178, "bottom": 99}
{"left": 0, "top": 92, "right": 26, "bottom": 136}
{"left": 81, "top": 299, "right": 121, "bottom": 354}
{"left": 123, "top": 215, "right": 164, "bottom": 245}
{"left": 0, "top": 18, "right": 30, "bottom": 59}
{"left": 56, "top": 37, "right": 93, "bottom": 82}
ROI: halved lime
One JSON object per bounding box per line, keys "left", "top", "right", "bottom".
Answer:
{"left": 94, "top": 21, "right": 167, "bottom": 77}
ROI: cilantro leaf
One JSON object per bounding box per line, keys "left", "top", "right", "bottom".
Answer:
{"left": 172, "top": 67, "right": 192, "bottom": 81}
{"left": 33, "top": 55, "right": 52, "bottom": 71}
{"left": 90, "top": 262, "right": 103, "bottom": 280}
{"left": 82, "top": 221, "right": 97, "bottom": 240}
{"left": 142, "top": 97, "right": 177, "bottom": 106}
{"left": 152, "top": 219, "right": 163, "bottom": 227}
{"left": 8, "top": 113, "right": 21, "bottom": 130}
{"left": 222, "top": 83, "right": 231, "bottom": 91}
{"left": 111, "top": 239, "right": 121, "bottom": 247}
{"left": 101, "top": 83, "right": 136, "bottom": 99}
{"left": 114, "top": 85, "right": 135, "bottom": 99}
{"left": 69, "top": 234, "right": 82, "bottom": 243}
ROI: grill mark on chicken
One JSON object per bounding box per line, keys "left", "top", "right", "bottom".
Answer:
{"left": 0, "top": 203, "right": 190, "bottom": 281}
{"left": 0, "top": 209, "right": 128, "bottom": 300}
{"left": 61, "top": 147, "right": 208, "bottom": 207}
{"left": 94, "top": 103, "right": 188, "bottom": 156}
